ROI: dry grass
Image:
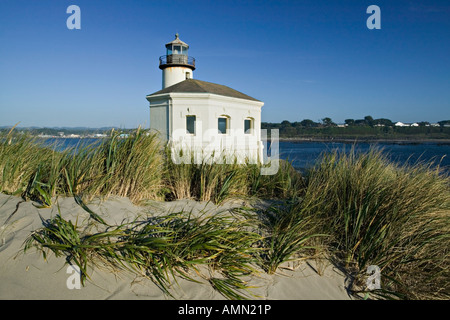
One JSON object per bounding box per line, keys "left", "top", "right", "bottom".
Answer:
{"left": 3, "top": 130, "right": 449, "bottom": 299}
{"left": 0, "top": 128, "right": 165, "bottom": 206}
{"left": 303, "top": 147, "right": 450, "bottom": 299}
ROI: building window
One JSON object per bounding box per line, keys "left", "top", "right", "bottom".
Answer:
{"left": 186, "top": 115, "right": 196, "bottom": 135}
{"left": 218, "top": 116, "right": 229, "bottom": 134}
{"left": 244, "top": 118, "right": 253, "bottom": 134}
{"left": 186, "top": 72, "right": 191, "bottom": 79}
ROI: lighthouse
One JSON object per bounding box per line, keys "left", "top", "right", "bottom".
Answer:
{"left": 147, "top": 34, "right": 264, "bottom": 164}
{"left": 160, "top": 33, "right": 196, "bottom": 89}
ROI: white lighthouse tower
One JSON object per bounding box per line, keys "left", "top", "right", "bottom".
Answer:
{"left": 160, "top": 33, "right": 196, "bottom": 89}
{"left": 147, "top": 34, "right": 264, "bottom": 164}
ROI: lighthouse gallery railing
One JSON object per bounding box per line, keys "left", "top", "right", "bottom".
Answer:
{"left": 159, "top": 55, "right": 196, "bottom": 68}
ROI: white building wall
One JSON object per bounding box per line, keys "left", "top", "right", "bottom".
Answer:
{"left": 149, "top": 99, "right": 169, "bottom": 140}
{"left": 149, "top": 92, "right": 264, "bottom": 163}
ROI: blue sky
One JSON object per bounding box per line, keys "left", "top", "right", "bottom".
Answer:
{"left": 0, "top": 0, "right": 449, "bottom": 128}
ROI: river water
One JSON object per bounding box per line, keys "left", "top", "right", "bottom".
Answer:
{"left": 278, "top": 141, "right": 450, "bottom": 173}
{"left": 43, "top": 138, "right": 450, "bottom": 173}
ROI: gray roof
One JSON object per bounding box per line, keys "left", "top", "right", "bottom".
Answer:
{"left": 147, "top": 79, "right": 261, "bottom": 102}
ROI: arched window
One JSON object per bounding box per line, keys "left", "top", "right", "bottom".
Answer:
{"left": 218, "top": 115, "right": 230, "bottom": 134}
{"left": 244, "top": 117, "right": 254, "bottom": 134}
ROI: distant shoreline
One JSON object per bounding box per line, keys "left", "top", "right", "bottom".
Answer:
{"left": 39, "top": 136, "right": 450, "bottom": 145}
{"left": 278, "top": 137, "right": 450, "bottom": 145}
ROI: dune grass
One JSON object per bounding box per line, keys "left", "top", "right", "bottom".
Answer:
{"left": 0, "top": 128, "right": 166, "bottom": 206}
{"left": 164, "top": 150, "right": 251, "bottom": 203}
{"left": 0, "top": 132, "right": 53, "bottom": 198}
{"left": 1, "top": 129, "right": 301, "bottom": 206}
{"left": 238, "top": 200, "right": 327, "bottom": 275}
{"left": 302, "top": 147, "right": 450, "bottom": 299}
{"left": 3, "top": 129, "right": 450, "bottom": 299}
{"left": 164, "top": 148, "right": 303, "bottom": 204}
{"left": 23, "top": 206, "right": 262, "bottom": 300}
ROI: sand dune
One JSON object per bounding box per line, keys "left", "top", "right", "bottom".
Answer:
{"left": 0, "top": 193, "right": 353, "bottom": 300}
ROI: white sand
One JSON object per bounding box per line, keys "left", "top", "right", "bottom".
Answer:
{"left": 0, "top": 193, "right": 353, "bottom": 300}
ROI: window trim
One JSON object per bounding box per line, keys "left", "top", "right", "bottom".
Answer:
{"left": 244, "top": 118, "right": 254, "bottom": 135}
{"left": 186, "top": 115, "right": 196, "bottom": 135}
{"left": 218, "top": 115, "right": 230, "bottom": 135}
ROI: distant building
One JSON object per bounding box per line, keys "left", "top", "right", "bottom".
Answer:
{"left": 146, "top": 34, "right": 264, "bottom": 163}
{"left": 395, "top": 122, "right": 420, "bottom": 127}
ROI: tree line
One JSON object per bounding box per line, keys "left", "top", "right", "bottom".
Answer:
{"left": 262, "top": 116, "right": 450, "bottom": 139}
